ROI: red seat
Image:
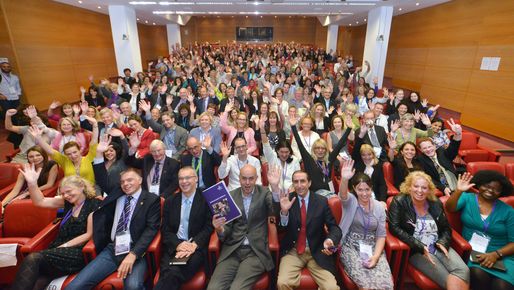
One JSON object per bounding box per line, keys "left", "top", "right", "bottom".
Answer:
{"left": 261, "top": 162, "right": 269, "bottom": 186}
{"left": 458, "top": 132, "right": 501, "bottom": 163}
{"left": 466, "top": 162, "right": 505, "bottom": 175}
{"left": 0, "top": 200, "right": 57, "bottom": 286}
{"left": 0, "top": 163, "right": 23, "bottom": 201}
{"left": 383, "top": 162, "right": 400, "bottom": 196}
{"left": 48, "top": 119, "right": 59, "bottom": 129}
{"left": 500, "top": 196, "right": 514, "bottom": 207}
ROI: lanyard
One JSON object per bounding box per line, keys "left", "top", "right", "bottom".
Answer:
{"left": 61, "top": 200, "right": 85, "bottom": 228}
{"left": 413, "top": 202, "right": 429, "bottom": 234}
{"left": 281, "top": 162, "right": 287, "bottom": 191}
{"left": 193, "top": 155, "right": 202, "bottom": 173}
{"left": 316, "top": 160, "right": 329, "bottom": 177}
{"left": 302, "top": 134, "right": 311, "bottom": 149}
{"left": 0, "top": 72, "right": 12, "bottom": 85}
{"left": 358, "top": 202, "right": 371, "bottom": 239}
{"left": 475, "top": 194, "right": 496, "bottom": 234}
{"left": 400, "top": 129, "right": 411, "bottom": 143}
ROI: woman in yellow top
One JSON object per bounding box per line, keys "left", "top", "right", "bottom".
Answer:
{"left": 28, "top": 115, "right": 99, "bottom": 185}
{"left": 391, "top": 112, "right": 433, "bottom": 147}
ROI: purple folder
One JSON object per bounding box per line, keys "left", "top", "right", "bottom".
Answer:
{"left": 202, "top": 181, "right": 242, "bottom": 224}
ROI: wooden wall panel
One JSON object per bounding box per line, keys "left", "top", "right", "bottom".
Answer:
{"left": 0, "top": 1, "right": 17, "bottom": 71}
{"left": 385, "top": 0, "right": 514, "bottom": 141}
{"left": 1, "top": 0, "right": 117, "bottom": 108}
{"left": 138, "top": 24, "right": 169, "bottom": 64}
{"left": 180, "top": 16, "right": 324, "bottom": 46}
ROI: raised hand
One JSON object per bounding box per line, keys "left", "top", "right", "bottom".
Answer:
{"left": 220, "top": 141, "right": 231, "bottom": 158}
{"left": 267, "top": 164, "right": 281, "bottom": 188}
{"left": 128, "top": 132, "right": 141, "bottom": 149}
{"left": 49, "top": 101, "right": 61, "bottom": 110}
{"left": 108, "top": 128, "right": 124, "bottom": 138}
{"left": 447, "top": 118, "right": 462, "bottom": 135}
{"left": 279, "top": 191, "right": 296, "bottom": 214}
{"left": 288, "top": 114, "right": 298, "bottom": 127}
{"left": 97, "top": 135, "right": 112, "bottom": 153}
{"left": 420, "top": 113, "right": 431, "bottom": 126}
{"left": 388, "top": 92, "right": 395, "bottom": 102}
{"left": 166, "top": 95, "right": 173, "bottom": 107}
{"left": 421, "top": 98, "right": 429, "bottom": 107}
{"left": 159, "top": 84, "right": 167, "bottom": 94}
{"left": 72, "top": 104, "right": 81, "bottom": 116}
{"left": 414, "top": 110, "right": 421, "bottom": 122}
{"left": 83, "top": 115, "right": 98, "bottom": 126}
{"left": 224, "top": 102, "right": 234, "bottom": 113}
{"left": 28, "top": 125, "right": 43, "bottom": 139}
{"left": 88, "top": 75, "right": 94, "bottom": 83}
{"left": 202, "top": 134, "right": 212, "bottom": 149}
{"left": 314, "top": 84, "right": 322, "bottom": 94}
{"left": 373, "top": 76, "right": 378, "bottom": 85}
{"left": 80, "top": 86, "right": 86, "bottom": 94}
{"left": 340, "top": 159, "right": 356, "bottom": 181}
{"left": 139, "top": 100, "right": 151, "bottom": 112}
{"left": 344, "top": 114, "right": 354, "bottom": 129}
{"left": 6, "top": 109, "right": 17, "bottom": 117}
{"left": 456, "top": 172, "right": 475, "bottom": 192}
{"left": 18, "top": 163, "right": 42, "bottom": 186}
{"left": 190, "top": 102, "right": 197, "bottom": 115}
{"left": 328, "top": 106, "right": 335, "bottom": 115}
{"left": 390, "top": 119, "right": 400, "bottom": 132}
{"left": 187, "top": 94, "right": 195, "bottom": 104}
{"left": 25, "top": 106, "right": 38, "bottom": 119}
{"left": 80, "top": 101, "right": 89, "bottom": 114}
{"left": 212, "top": 214, "right": 226, "bottom": 234}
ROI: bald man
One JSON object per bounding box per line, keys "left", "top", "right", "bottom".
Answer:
{"left": 208, "top": 164, "right": 277, "bottom": 290}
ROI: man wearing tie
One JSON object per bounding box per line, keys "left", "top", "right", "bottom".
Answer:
{"left": 180, "top": 137, "right": 221, "bottom": 190}
{"left": 154, "top": 167, "right": 213, "bottom": 290}
{"left": 276, "top": 170, "right": 342, "bottom": 290}
{"left": 355, "top": 111, "right": 388, "bottom": 162}
{"left": 126, "top": 139, "right": 180, "bottom": 198}
{"left": 67, "top": 138, "right": 160, "bottom": 289}
{"left": 195, "top": 86, "right": 219, "bottom": 115}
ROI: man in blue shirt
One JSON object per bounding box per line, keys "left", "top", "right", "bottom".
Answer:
{"left": 0, "top": 61, "right": 22, "bottom": 119}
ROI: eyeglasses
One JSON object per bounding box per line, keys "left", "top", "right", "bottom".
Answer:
{"left": 234, "top": 144, "right": 247, "bottom": 150}
{"left": 480, "top": 184, "right": 501, "bottom": 194}
{"left": 178, "top": 176, "right": 196, "bottom": 181}
{"left": 186, "top": 145, "right": 201, "bottom": 151}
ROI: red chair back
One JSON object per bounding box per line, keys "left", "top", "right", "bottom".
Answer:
{"left": 327, "top": 196, "right": 342, "bottom": 223}
{"left": 439, "top": 196, "right": 464, "bottom": 233}
{"left": 261, "top": 163, "right": 268, "bottom": 186}
{"left": 2, "top": 199, "right": 57, "bottom": 238}
{"left": 466, "top": 162, "right": 505, "bottom": 175}
{"left": 499, "top": 196, "right": 514, "bottom": 207}
{"left": 459, "top": 132, "right": 480, "bottom": 150}
{"left": 505, "top": 163, "right": 514, "bottom": 181}
{"left": 0, "top": 163, "right": 22, "bottom": 189}
{"left": 383, "top": 162, "right": 394, "bottom": 184}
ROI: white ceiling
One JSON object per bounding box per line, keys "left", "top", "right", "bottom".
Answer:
{"left": 53, "top": 0, "right": 450, "bottom": 27}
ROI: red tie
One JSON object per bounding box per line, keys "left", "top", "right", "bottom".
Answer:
{"left": 297, "top": 198, "right": 307, "bottom": 254}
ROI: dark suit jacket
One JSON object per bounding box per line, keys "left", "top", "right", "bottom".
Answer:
{"left": 92, "top": 162, "right": 160, "bottom": 259}
{"left": 218, "top": 185, "right": 277, "bottom": 272}
{"left": 279, "top": 192, "right": 342, "bottom": 275}
{"left": 126, "top": 155, "right": 180, "bottom": 198}
{"left": 218, "top": 97, "right": 243, "bottom": 113}
{"left": 355, "top": 125, "right": 388, "bottom": 162}
{"left": 160, "top": 189, "right": 213, "bottom": 269}
{"left": 352, "top": 135, "right": 388, "bottom": 201}
{"left": 145, "top": 118, "right": 188, "bottom": 159}
{"left": 417, "top": 138, "right": 461, "bottom": 191}
{"left": 195, "top": 96, "right": 220, "bottom": 115}
{"left": 148, "top": 92, "right": 168, "bottom": 111}
{"left": 180, "top": 149, "right": 222, "bottom": 189}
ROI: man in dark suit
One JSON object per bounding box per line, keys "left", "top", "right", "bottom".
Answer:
{"left": 123, "top": 68, "right": 136, "bottom": 87}
{"left": 356, "top": 111, "right": 388, "bottom": 162}
{"left": 154, "top": 166, "right": 213, "bottom": 290}
{"left": 194, "top": 86, "right": 219, "bottom": 115}
{"left": 417, "top": 119, "right": 463, "bottom": 195}
{"left": 314, "top": 86, "right": 336, "bottom": 112}
{"left": 181, "top": 136, "right": 222, "bottom": 190}
{"left": 207, "top": 164, "right": 277, "bottom": 290}
{"left": 126, "top": 139, "right": 180, "bottom": 198}
{"left": 218, "top": 86, "right": 243, "bottom": 113}
{"left": 67, "top": 143, "right": 160, "bottom": 290}
{"left": 274, "top": 170, "right": 342, "bottom": 290}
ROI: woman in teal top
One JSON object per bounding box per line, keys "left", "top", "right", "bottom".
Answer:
{"left": 446, "top": 170, "right": 514, "bottom": 290}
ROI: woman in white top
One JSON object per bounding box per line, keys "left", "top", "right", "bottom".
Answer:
{"left": 290, "top": 115, "right": 320, "bottom": 160}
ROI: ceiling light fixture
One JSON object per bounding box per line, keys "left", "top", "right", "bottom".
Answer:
{"left": 97, "top": 6, "right": 101, "bottom": 9}
{"left": 78, "top": 0, "right": 82, "bottom": 3}
{"left": 145, "top": 20, "right": 148, "bottom": 23}
{"left": 153, "top": 22, "right": 156, "bottom": 25}
{"left": 137, "top": 18, "right": 140, "bottom": 20}
{"left": 129, "top": 1, "right": 157, "bottom": 4}
{"left": 416, "top": 2, "right": 420, "bottom": 5}
{"left": 398, "top": 7, "right": 402, "bottom": 11}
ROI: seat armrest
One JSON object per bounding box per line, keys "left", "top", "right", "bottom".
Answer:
{"left": 146, "top": 231, "right": 161, "bottom": 276}
{"left": 82, "top": 239, "right": 97, "bottom": 263}
{"left": 476, "top": 145, "right": 501, "bottom": 162}
{"left": 0, "top": 184, "right": 16, "bottom": 200}
{"left": 208, "top": 232, "right": 220, "bottom": 277}
{"left": 268, "top": 221, "right": 279, "bottom": 268}
{"left": 20, "top": 222, "right": 60, "bottom": 255}
{"left": 386, "top": 181, "right": 399, "bottom": 196}
{"left": 451, "top": 230, "right": 471, "bottom": 261}
{"left": 386, "top": 229, "right": 410, "bottom": 290}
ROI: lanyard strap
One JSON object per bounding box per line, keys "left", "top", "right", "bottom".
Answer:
{"left": 475, "top": 194, "right": 496, "bottom": 234}
{"left": 413, "top": 202, "right": 429, "bottom": 234}
{"left": 61, "top": 200, "right": 85, "bottom": 228}
{"left": 358, "top": 202, "right": 371, "bottom": 239}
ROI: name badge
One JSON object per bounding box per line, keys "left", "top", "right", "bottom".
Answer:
{"left": 328, "top": 181, "right": 335, "bottom": 193}
{"left": 115, "top": 231, "right": 131, "bottom": 256}
{"left": 155, "top": 104, "right": 162, "bottom": 110}
{"left": 359, "top": 241, "right": 373, "bottom": 265}
{"left": 9, "top": 86, "right": 16, "bottom": 94}
{"left": 469, "top": 232, "right": 490, "bottom": 253}
{"left": 149, "top": 184, "right": 160, "bottom": 195}
{"left": 165, "top": 149, "right": 173, "bottom": 158}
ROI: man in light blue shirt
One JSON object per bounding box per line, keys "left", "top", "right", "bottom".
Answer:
{"left": 0, "top": 61, "right": 22, "bottom": 119}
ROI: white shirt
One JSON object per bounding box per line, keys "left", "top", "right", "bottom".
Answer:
{"left": 262, "top": 142, "right": 301, "bottom": 194}
{"left": 375, "top": 114, "right": 389, "bottom": 133}
{"left": 291, "top": 131, "right": 320, "bottom": 160}
{"left": 217, "top": 155, "right": 262, "bottom": 191}
{"left": 111, "top": 189, "right": 142, "bottom": 241}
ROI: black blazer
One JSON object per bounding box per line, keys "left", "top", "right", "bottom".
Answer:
{"left": 279, "top": 192, "right": 342, "bottom": 275}
{"left": 126, "top": 155, "right": 180, "bottom": 199}
{"left": 160, "top": 189, "right": 213, "bottom": 269}
{"left": 417, "top": 138, "right": 461, "bottom": 192}
{"left": 180, "top": 149, "right": 222, "bottom": 189}
{"left": 195, "top": 96, "right": 220, "bottom": 115}
{"left": 388, "top": 194, "right": 452, "bottom": 256}
{"left": 92, "top": 162, "right": 160, "bottom": 259}
{"left": 148, "top": 92, "right": 167, "bottom": 111}
{"left": 355, "top": 125, "right": 388, "bottom": 162}
{"left": 352, "top": 136, "right": 388, "bottom": 201}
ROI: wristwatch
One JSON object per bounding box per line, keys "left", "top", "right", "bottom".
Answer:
{"left": 495, "top": 250, "right": 503, "bottom": 259}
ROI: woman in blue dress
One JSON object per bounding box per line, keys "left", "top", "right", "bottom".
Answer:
{"left": 445, "top": 170, "right": 514, "bottom": 290}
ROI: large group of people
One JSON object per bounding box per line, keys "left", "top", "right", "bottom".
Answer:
{"left": 1, "top": 42, "right": 513, "bottom": 290}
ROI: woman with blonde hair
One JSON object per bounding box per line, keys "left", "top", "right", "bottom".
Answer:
{"left": 389, "top": 171, "right": 470, "bottom": 290}
{"left": 51, "top": 117, "right": 88, "bottom": 155}
{"left": 391, "top": 112, "right": 433, "bottom": 147}
{"left": 11, "top": 165, "right": 101, "bottom": 290}
{"left": 310, "top": 103, "right": 330, "bottom": 135}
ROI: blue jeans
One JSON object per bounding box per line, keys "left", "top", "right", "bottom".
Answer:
{"left": 66, "top": 244, "right": 147, "bottom": 290}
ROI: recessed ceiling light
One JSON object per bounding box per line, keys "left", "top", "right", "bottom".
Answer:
{"left": 245, "top": 15, "right": 248, "bottom": 18}
{"left": 145, "top": 20, "right": 148, "bottom": 23}
{"left": 216, "top": 16, "right": 220, "bottom": 18}
{"left": 364, "top": 18, "right": 367, "bottom": 21}
{"left": 78, "top": 0, "right": 82, "bottom": 3}
{"left": 97, "top": 6, "right": 101, "bottom": 9}
{"left": 416, "top": 2, "right": 420, "bottom": 6}
{"left": 260, "top": 15, "right": 263, "bottom": 18}
{"left": 356, "top": 21, "right": 359, "bottom": 24}
{"left": 137, "top": 18, "right": 140, "bottom": 20}
{"left": 398, "top": 7, "right": 402, "bottom": 11}
{"left": 274, "top": 15, "right": 277, "bottom": 18}
{"left": 349, "top": 23, "right": 352, "bottom": 26}
{"left": 289, "top": 16, "right": 291, "bottom": 18}
{"left": 152, "top": 22, "right": 156, "bottom": 25}
{"left": 231, "top": 16, "right": 234, "bottom": 18}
